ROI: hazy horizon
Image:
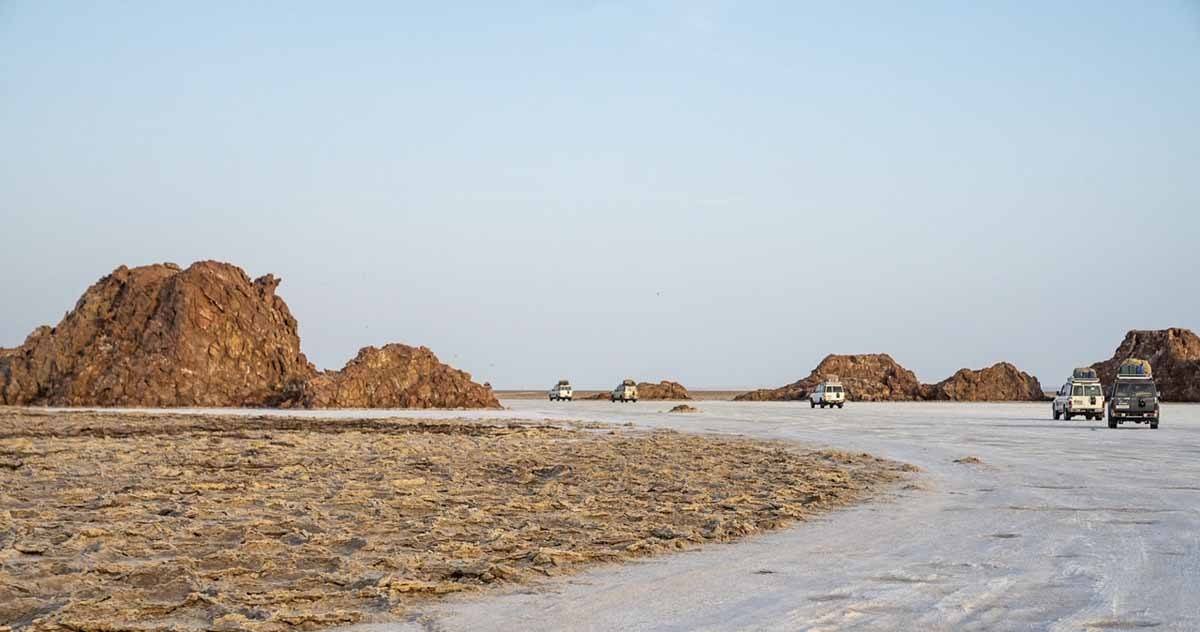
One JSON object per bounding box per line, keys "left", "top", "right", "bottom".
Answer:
{"left": 3, "top": 3, "right": 1198, "bottom": 390}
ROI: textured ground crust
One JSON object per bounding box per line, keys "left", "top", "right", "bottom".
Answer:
{"left": 0, "top": 410, "right": 908, "bottom": 631}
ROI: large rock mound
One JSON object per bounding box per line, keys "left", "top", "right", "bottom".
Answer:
{"left": 0, "top": 261, "right": 315, "bottom": 407}
{"left": 0, "top": 261, "right": 500, "bottom": 409}
{"left": 636, "top": 380, "right": 692, "bottom": 400}
{"left": 1091, "top": 328, "right": 1200, "bottom": 401}
{"left": 927, "top": 362, "right": 1045, "bottom": 401}
{"left": 735, "top": 354, "right": 924, "bottom": 402}
{"left": 294, "top": 344, "right": 501, "bottom": 409}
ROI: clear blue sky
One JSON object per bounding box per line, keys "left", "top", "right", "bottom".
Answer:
{"left": 2, "top": 2, "right": 1198, "bottom": 389}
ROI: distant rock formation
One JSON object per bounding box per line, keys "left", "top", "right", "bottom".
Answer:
{"left": 0, "top": 261, "right": 499, "bottom": 409}
{"left": 927, "top": 362, "right": 1045, "bottom": 401}
{"left": 636, "top": 381, "right": 692, "bottom": 400}
{"left": 1091, "top": 328, "right": 1200, "bottom": 401}
{"left": 0, "top": 261, "right": 314, "bottom": 407}
{"left": 735, "top": 354, "right": 924, "bottom": 402}
{"left": 737, "top": 355, "right": 1045, "bottom": 402}
{"left": 293, "top": 344, "right": 500, "bottom": 409}
{"left": 584, "top": 380, "right": 692, "bottom": 400}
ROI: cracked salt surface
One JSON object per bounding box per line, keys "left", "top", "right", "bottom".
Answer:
{"left": 328, "top": 400, "right": 1200, "bottom": 632}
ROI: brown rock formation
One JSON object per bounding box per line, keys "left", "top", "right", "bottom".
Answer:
{"left": 735, "top": 354, "right": 924, "bottom": 402}
{"left": 1091, "top": 328, "right": 1200, "bottom": 401}
{"left": 636, "top": 380, "right": 692, "bottom": 400}
{"left": 0, "top": 261, "right": 499, "bottom": 409}
{"left": 294, "top": 344, "right": 500, "bottom": 409}
{"left": 737, "top": 354, "right": 1044, "bottom": 402}
{"left": 584, "top": 380, "right": 692, "bottom": 400}
{"left": 927, "top": 362, "right": 1045, "bottom": 401}
{"left": 0, "top": 261, "right": 314, "bottom": 407}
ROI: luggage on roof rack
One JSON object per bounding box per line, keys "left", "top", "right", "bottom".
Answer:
{"left": 1072, "top": 367, "right": 1099, "bottom": 380}
{"left": 1117, "top": 358, "right": 1152, "bottom": 378}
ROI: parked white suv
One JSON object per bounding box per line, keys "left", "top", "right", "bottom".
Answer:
{"left": 611, "top": 379, "right": 638, "bottom": 403}
{"left": 548, "top": 380, "right": 573, "bottom": 402}
{"left": 1052, "top": 367, "right": 1104, "bottom": 421}
{"left": 810, "top": 379, "right": 846, "bottom": 409}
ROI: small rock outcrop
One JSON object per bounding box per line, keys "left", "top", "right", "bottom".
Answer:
{"left": 927, "top": 362, "right": 1045, "bottom": 401}
{"left": 1091, "top": 328, "right": 1200, "bottom": 401}
{"left": 585, "top": 380, "right": 692, "bottom": 400}
{"left": 636, "top": 381, "right": 692, "bottom": 400}
{"left": 0, "top": 261, "right": 315, "bottom": 407}
{"left": 735, "top": 354, "right": 924, "bottom": 402}
{"left": 0, "top": 261, "right": 499, "bottom": 409}
{"left": 293, "top": 344, "right": 501, "bottom": 409}
{"left": 668, "top": 404, "right": 700, "bottom": 413}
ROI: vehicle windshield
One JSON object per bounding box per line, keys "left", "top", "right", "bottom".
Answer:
{"left": 1085, "top": 385, "right": 1101, "bottom": 396}
{"left": 829, "top": 386, "right": 842, "bottom": 393}
{"left": 1072, "top": 385, "right": 1084, "bottom": 396}
{"left": 1115, "top": 382, "right": 1156, "bottom": 397}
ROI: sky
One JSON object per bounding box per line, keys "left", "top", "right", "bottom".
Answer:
{"left": 2, "top": 2, "right": 1198, "bottom": 390}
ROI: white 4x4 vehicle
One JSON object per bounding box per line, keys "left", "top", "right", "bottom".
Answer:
{"left": 810, "top": 379, "right": 846, "bottom": 409}
{"left": 611, "top": 379, "right": 638, "bottom": 403}
{"left": 548, "top": 380, "right": 573, "bottom": 402}
{"left": 1052, "top": 367, "right": 1104, "bottom": 421}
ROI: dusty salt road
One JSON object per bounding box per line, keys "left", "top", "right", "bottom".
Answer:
{"left": 329, "top": 400, "right": 1200, "bottom": 632}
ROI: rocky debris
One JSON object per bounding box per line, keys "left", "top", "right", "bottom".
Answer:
{"left": 294, "top": 344, "right": 501, "bottom": 409}
{"left": 927, "top": 362, "right": 1046, "bottom": 401}
{"left": 0, "top": 261, "right": 499, "bottom": 409}
{"left": 735, "top": 354, "right": 924, "bottom": 402}
{"left": 1092, "top": 328, "right": 1200, "bottom": 401}
{"left": 668, "top": 404, "right": 700, "bottom": 413}
{"left": 0, "top": 261, "right": 315, "bottom": 407}
{"left": 0, "top": 409, "right": 909, "bottom": 630}
{"left": 636, "top": 380, "right": 692, "bottom": 400}
{"left": 953, "top": 456, "right": 983, "bottom": 465}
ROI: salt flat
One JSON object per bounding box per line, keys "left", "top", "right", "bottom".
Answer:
{"left": 337, "top": 400, "right": 1200, "bottom": 632}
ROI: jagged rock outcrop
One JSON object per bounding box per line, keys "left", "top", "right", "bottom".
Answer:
{"left": 0, "top": 261, "right": 315, "bottom": 407}
{"left": 1091, "top": 328, "right": 1200, "bottom": 401}
{"left": 293, "top": 344, "right": 501, "bottom": 409}
{"left": 735, "top": 354, "right": 924, "bottom": 402}
{"left": 636, "top": 381, "right": 691, "bottom": 400}
{"left": 0, "top": 261, "right": 499, "bottom": 409}
{"left": 927, "top": 362, "right": 1045, "bottom": 401}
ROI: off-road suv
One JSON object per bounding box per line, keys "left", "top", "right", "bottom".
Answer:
{"left": 809, "top": 378, "right": 846, "bottom": 409}
{"left": 1107, "top": 359, "right": 1160, "bottom": 429}
{"left": 548, "top": 380, "right": 573, "bottom": 402}
{"left": 1052, "top": 367, "right": 1104, "bottom": 421}
{"left": 611, "top": 379, "right": 638, "bottom": 403}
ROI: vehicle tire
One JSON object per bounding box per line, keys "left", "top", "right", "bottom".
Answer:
{"left": 838, "top": 403, "right": 844, "bottom": 408}
{"left": 1053, "top": 407, "right": 1060, "bottom": 420}
{"left": 1108, "top": 417, "right": 1117, "bottom": 429}
{"left": 1064, "top": 412, "right": 1072, "bottom": 421}
{"left": 810, "top": 400, "right": 816, "bottom": 408}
